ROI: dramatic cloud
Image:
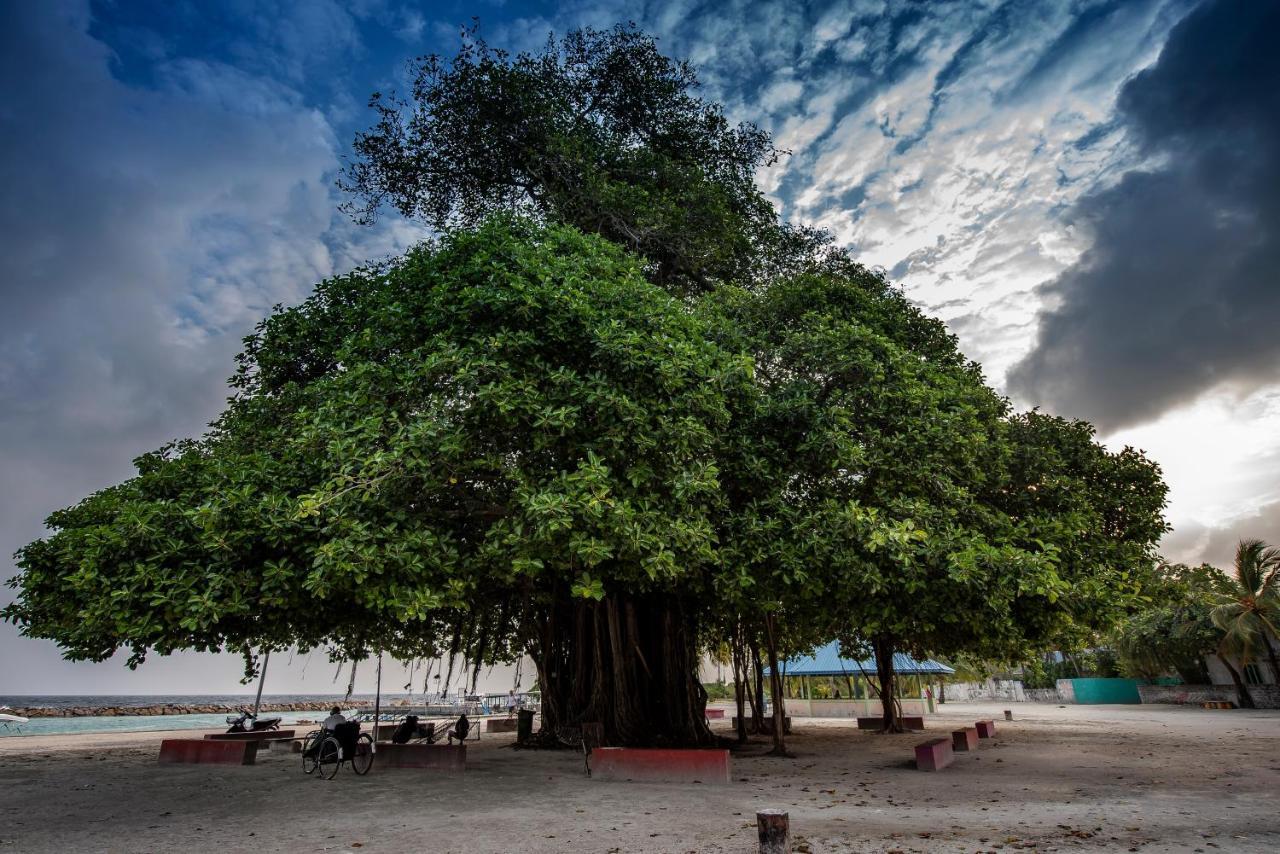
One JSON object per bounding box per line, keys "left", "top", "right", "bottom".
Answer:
{"left": 1009, "top": 0, "right": 1280, "bottom": 431}
{"left": 0, "top": 1, "right": 421, "bottom": 693}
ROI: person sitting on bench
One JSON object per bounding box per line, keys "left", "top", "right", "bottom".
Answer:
{"left": 391, "top": 714, "right": 434, "bottom": 744}
{"left": 447, "top": 713, "right": 471, "bottom": 745}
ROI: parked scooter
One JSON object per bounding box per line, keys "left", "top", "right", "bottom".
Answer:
{"left": 225, "top": 708, "right": 283, "bottom": 732}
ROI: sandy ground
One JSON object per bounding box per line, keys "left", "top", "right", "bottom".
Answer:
{"left": 0, "top": 701, "right": 1276, "bottom": 853}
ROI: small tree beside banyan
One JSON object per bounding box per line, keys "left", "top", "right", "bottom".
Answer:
{"left": 4, "top": 25, "right": 1168, "bottom": 747}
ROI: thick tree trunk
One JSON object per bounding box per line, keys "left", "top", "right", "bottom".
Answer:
{"left": 873, "top": 635, "right": 902, "bottom": 733}
{"left": 1220, "top": 653, "right": 1256, "bottom": 709}
{"left": 762, "top": 612, "right": 789, "bottom": 756}
{"left": 532, "top": 590, "right": 714, "bottom": 747}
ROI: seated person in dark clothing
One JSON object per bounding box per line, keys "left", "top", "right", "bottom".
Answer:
{"left": 392, "top": 714, "right": 429, "bottom": 744}
{"left": 447, "top": 713, "right": 470, "bottom": 745}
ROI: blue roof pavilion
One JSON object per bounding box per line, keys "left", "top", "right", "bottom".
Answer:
{"left": 769, "top": 642, "right": 955, "bottom": 677}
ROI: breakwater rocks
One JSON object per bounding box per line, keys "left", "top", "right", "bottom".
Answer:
{"left": 7, "top": 700, "right": 374, "bottom": 719}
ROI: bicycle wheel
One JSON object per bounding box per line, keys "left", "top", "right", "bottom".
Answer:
{"left": 351, "top": 733, "right": 374, "bottom": 775}
{"left": 318, "top": 736, "right": 341, "bottom": 780}
{"left": 301, "top": 731, "right": 322, "bottom": 775}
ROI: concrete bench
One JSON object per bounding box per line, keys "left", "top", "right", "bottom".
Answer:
{"left": 159, "top": 738, "right": 258, "bottom": 765}
{"left": 485, "top": 717, "right": 519, "bottom": 733}
{"left": 914, "top": 737, "right": 954, "bottom": 771}
{"left": 205, "top": 729, "right": 296, "bottom": 742}
{"left": 705, "top": 708, "right": 726, "bottom": 720}
{"left": 375, "top": 743, "right": 466, "bottom": 772}
{"left": 730, "top": 716, "right": 792, "bottom": 735}
{"left": 951, "top": 727, "right": 978, "bottom": 752}
{"left": 857, "top": 716, "right": 924, "bottom": 731}
{"left": 975, "top": 720, "right": 996, "bottom": 739}
{"left": 590, "top": 747, "right": 731, "bottom": 784}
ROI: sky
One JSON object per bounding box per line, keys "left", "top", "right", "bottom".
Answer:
{"left": 2, "top": 0, "right": 1278, "bottom": 695}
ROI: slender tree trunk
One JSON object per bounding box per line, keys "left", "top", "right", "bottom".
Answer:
{"left": 732, "top": 623, "right": 748, "bottom": 743}
{"left": 1219, "top": 653, "right": 1256, "bottom": 709}
{"left": 762, "top": 612, "right": 789, "bottom": 756}
{"left": 873, "top": 635, "right": 902, "bottom": 733}
{"left": 1263, "top": 632, "right": 1280, "bottom": 687}
{"left": 751, "top": 642, "right": 766, "bottom": 734}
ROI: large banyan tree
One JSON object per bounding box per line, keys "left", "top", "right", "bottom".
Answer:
{"left": 5, "top": 26, "right": 1169, "bottom": 748}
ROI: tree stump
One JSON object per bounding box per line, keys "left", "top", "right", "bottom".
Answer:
{"left": 1004, "top": 709, "right": 1013, "bottom": 721}
{"left": 757, "top": 809, "right": 790, "bottom": 854}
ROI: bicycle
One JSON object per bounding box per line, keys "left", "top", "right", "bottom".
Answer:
{"left": 302, "top": 721, "right": 374, "bottom": 779}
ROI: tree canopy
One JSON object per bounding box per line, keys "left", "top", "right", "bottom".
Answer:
{"left": 340, "top": 24, "right": 827, "bottom": 296}
{"left": 5, "top": 25, "right": 1170, "bottom": 747}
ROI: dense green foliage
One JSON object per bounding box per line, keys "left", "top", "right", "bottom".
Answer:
{"left": 1111, "top": 564, "right": 1225, "bottom": 683}
{"left": 1211, "top": 539, "right": 1280, "bottom": 686}
{"left": 341, "top": 25, "right": 827, "bottom": 296}
{"left": 7, "top": 220, "right": 740, "bottom": 673}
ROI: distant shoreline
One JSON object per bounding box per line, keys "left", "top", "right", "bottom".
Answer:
{"left": 3, "top": 699, "right": 375, "bottom": 718}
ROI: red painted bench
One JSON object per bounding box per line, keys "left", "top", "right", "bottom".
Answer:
{"left": 159, "top": 738, "right": 258, "bottom": 765}
{"left": 857, "top": 716, "right": 924, "bottom": 731}
{"left": 914, "top": 737, "right": 954, "bottom": 771}
{"left": 975, "top": 720, "right": 996, "bottom": 739}
{"left": 951, "top": 727, "right": 978, "bottom": 752}
{"left": 375, "top": 743, "right": 466, "bottom": 772}
{"left": 590, "top": 747, "right": 731, "bottom": 784}
{"left": 204, "top": 729, "right": 296, "bottom": 742}
{"left": 705, "top": 708, "right": 726, "bottom": 719}
{"left": 731, "top": 716, "right": 792, "bottom": 735}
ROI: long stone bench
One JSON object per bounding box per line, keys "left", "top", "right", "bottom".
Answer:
{"left": 590, "top": 747, "right": 731, "bottom": 784}
{"left": 975, "top": 720, "right": 996, "bottom": 739}
{"left": 159, "top": 738, "right": 258, "bottom": 765}
{"left": 856, "top": 716, "right": 924, "bottom": 731}
{"left": 374, "top": 743, "right": 466, "bottom": 772}
{"left": 914, "top": 737, "right": 954, "bottom": 771}
{"left": 485, "top": 717, "right": 519, "bottom": 733}
{"left": 705, "top": 708, "right": 726, "bottom": 719}
{"left": 951, "top": 727, "right": 978, "bottom": 752}
{"left": 730, "top": 716, "right": 792, "bottom": 735}
{"left": 205, "top": 729, "right": 296, "bottom": 742}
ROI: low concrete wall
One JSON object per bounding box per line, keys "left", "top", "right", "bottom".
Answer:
{"left": 944, "top": 679, "right": 1027, "bottom": 702}
{"left": 159, "top": 739, "right": 258, "bottom": 765}
{"left": 784, "top": 698, "right": 927, "bottom": 718}
{"left": 376, "top": 743, "right": 466, "bottom": 772}
{"left": 1024, "top": 688, "right": 1061, "bottom": 703}
{"left": 1138, "top": 683, "right": 1280, "bottom": 709}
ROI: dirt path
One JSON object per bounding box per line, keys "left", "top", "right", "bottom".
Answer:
{"left": 0, "top": 701, "right": 1275, "bottom": 852}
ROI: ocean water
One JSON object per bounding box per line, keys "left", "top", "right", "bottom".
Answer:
{"left": 0, "top": 694, "right": 399, "bottom": 738}
{"left": 0, "top": 692, "right": 514, "bottom": 737}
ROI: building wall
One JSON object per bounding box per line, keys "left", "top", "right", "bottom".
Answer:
{"left": 1204, "top": 653, "right": 1277, "bottom": 687}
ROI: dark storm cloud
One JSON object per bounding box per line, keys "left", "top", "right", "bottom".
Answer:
{"left": 0, "top": 1, "right": 419, "bottom": 690}
{"left": 1008, "top": 0, "right": 1280, "bottom": 431}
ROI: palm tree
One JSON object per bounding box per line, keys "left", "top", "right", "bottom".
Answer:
{"left": 1211, "top": 539, "right": 1280, "bottom": 708}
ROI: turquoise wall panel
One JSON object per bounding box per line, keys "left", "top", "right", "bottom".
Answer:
{"left": 1068, "top": 678, "right": 1142, "bottom": 704}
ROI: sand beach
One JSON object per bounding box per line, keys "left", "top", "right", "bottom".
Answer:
{"left": 0, "top": 701, "right": 1277, "bottom": 852}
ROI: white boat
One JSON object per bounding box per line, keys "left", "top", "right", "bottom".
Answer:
{"left": 0, "top": 706, "right": 30, "bottom": 733}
